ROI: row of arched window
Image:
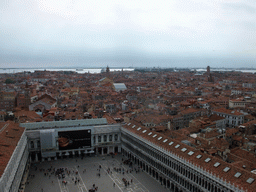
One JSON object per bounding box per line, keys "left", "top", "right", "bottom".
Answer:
{"left": 121, "top": 131, "right": 231, "bottom": 192}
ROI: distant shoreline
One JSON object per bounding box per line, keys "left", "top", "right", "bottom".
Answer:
{"left": 0, "top": 67, "right": 255, "bottom": 70}
{"left": 0, "top": 67, "right": 255, "bottom": 74}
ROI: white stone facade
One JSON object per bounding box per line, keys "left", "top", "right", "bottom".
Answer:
{"left": 0, "top": 132, "right": 29, "bottom": 192}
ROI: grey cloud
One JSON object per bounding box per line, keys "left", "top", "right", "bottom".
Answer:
{"left": 0, "top": 0, "right": 256, "bottom": 68}
{"left": 223, "top": 2, "right": 256, "bottom": 14}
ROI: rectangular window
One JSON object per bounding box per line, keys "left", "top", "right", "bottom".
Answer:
{"left": 37, "top": 140, "right": 40, "bottom": 148}
{"left": 30, "top": 141, "right": 34, "bottom": 148}
{"left": 114, "top": 134, "right": 118, "bottom": 141}
{"left": 109, "top": 135, "right": 112, "bottom": 141}
{"left": 98, "top": 136, "right": 101, "bottom": 142}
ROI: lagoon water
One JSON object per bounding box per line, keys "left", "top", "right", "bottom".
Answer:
{"left": 0, "top": 68, "right": 255, "bottom": 74}
{"left": 0, "top": 68, "right": 134, "bottom": 74}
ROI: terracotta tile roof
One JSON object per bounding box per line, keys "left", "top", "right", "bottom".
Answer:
{"left": 14, "top": 110, "right": 42, "bottom": 123}
{"left": 226, "top": 128, "right": 240, "bottom": 137}
{"left": 213, "top": 108, "right": 244, "bottom": 116}
{"left": 180, "top": 108, "right": 201, "bottom": 115}
{"left": 0, "top": 122, "right": 25, "bottom": 177}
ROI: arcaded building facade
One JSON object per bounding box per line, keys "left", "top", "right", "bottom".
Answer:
{"left": 121, "top": 123, "right": 256, "bottom": 192}
{"left": 0, "top": 122, "right": 29, "bottom": 192}
{"left": 20, "top": 118, "right": 122, "bottom": 162}
{"left": 3, "top": 119, "right": 256, "bottom": 192}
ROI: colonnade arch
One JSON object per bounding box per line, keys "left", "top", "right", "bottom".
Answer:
{"left": 121, "top": 130, "right": 232, "bottom": 192}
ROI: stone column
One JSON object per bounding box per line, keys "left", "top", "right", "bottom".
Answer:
{"left": 35, "top": 153, "right": 38, "bottom": 162}
{"left": 95, "top": 134, "right": 98, "bottom": 144}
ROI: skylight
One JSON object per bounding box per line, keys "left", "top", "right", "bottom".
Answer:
{"left": 188, "top": 151, "right": 194, "bottom": 156}
{"left": 158, "top": 136, "right": 162, "bottom": 140}
{"left": 153, "top": 134, "right": 157, "bottom": 138}
{"left": 169, "top": 141, "right": 174, "bottom": 145}
{"left": 234, "top": 172, "right": 241, "bottom": 178}
{"left": 128, "top": 123, "right": 131, "bottom": 126}
{"left": 246, "top": 178, "right": 254, "bottom": 184}
{"left": 223, "top": 167, "right": 230, "bottom": 172}
{"left": 148, "top": 132, "right": 152, "bottom": 135}
{"left": 142, "top": 130, "right": 147, "bottom": 133}
{"left": 163, "top": 139, "right": 168, "bottom": 143}
{"left": 181, "top": 148, "right": 187, "bottom": 152}
{"left": 196, "top": 155, "right": 202, "bottom": 159}
{"left": 137, "top": 127, "right": 141, "bottom": 130}
{"left": 175, "top": 144, "right": 180, "bottom": 148}
{"left": 214, "top": 162, "right": 220, "bottom": 167}
{"left": 205, "top": 158, "right": 211, "bottom": 163}
{"left": 132, "top": 125, "right": 136, "bottom": 128}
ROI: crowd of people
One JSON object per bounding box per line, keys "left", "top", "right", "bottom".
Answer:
{"left": 24, "top": 155, "right": 143, "bottom": 191}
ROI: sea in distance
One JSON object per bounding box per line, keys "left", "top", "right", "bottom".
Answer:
{"left": 0, "top": 68, "right": 134, "bottom": 74}
{"left": 0, "top": 67, "right": 256, "bottom": 74}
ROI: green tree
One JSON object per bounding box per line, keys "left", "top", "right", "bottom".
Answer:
{"left": 5, "top": 79, "right": 15, "bottom": 84}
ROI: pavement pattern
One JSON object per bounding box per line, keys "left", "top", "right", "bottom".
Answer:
{"left": 24, "top": 154, "right": 169, "bottom": 192}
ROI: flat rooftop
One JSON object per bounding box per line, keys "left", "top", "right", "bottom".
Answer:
{"left": 24, "top": 154, "right": 168, "bottom": 192}
{"left": 20, "top": 118, "right": 108, "bottom": 130}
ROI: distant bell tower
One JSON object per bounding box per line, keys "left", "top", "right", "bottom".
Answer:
{"left": 206, "top": 66, "right": 214, "bottom": 82}
{"left": 207, "top": 66, "right": 210, "bottom": 74}
{"left": 106, "top": 66, "right": 110, "bottom": 73}
{"left": 106, "top": 66, "right": 110, "bottom": 78}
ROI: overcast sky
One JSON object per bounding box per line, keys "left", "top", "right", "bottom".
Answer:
{"left": 0, "top": 0, "right": 255, "bottom": 68}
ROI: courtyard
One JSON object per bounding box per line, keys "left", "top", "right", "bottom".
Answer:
{"left": 23, "top": 154, "right": 169, "bottom": 192}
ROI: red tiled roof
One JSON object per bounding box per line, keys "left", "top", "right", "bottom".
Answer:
{"left": 0, "top": 122, "right": 25, "bottom": 177}
{"left": 213, "top": 108, "right": 244, "bottom": 116}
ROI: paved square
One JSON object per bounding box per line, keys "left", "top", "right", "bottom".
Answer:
{"left": 24, "top": 154, "right": 169, "bottom": 192}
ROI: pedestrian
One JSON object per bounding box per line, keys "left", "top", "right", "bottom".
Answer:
{"left": 113, "top": 183, "right": 115, "bottom": 187}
